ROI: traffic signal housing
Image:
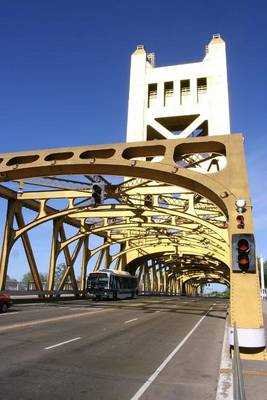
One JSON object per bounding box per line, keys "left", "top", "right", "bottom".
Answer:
{"left": 232, "top": 234, "right": 256, "bottom": 273}
{"left": 92, "top": 183, "right": 104, "bottom": 205}
{"left": 144, "top": 194, "right": 153, "bottom": 207}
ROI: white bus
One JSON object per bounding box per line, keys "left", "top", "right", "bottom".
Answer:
{"left": 87, "top": 269, "right": 138, "bottom": 300}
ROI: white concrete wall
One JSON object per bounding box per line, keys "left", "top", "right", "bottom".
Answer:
{"left": 126, "top": 35, "right": 230, "bottom": 143}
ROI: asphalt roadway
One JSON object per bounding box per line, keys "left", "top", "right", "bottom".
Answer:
{"left": 0, "top": 296, "right": 227, "bottom": 400}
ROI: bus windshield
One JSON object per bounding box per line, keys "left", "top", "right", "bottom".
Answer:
{"left": 88, "top": 273, "right": 109, "bottom": 288}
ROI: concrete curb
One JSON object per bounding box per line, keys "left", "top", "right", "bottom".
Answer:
{"left": 216, "top": 316, "right": 233, "bottom": 400}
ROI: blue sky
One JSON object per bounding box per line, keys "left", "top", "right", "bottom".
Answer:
{"left": 0, "top": 1, "right": 267, "bottom": 279}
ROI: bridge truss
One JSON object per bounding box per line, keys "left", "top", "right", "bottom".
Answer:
{"left": 0, "top": 134, "right": 265, "bottom": 359}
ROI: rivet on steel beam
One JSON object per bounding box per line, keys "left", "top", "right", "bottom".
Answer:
{"left": 220, "top": 191, "right": 229, "bottom": 198}
{"left": 89, "top": 158, "right": 95, "bottom": 164}
{"left": 50, "top": 160, "right": 56, "bottom": 165}
{"left": 131, "top": 160, "right": 137, "bottom": 167}
{"left": 172, "top": 166, "right": 178, "bottom": 173}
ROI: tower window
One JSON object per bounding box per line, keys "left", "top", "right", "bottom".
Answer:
{"left": 164, "top": 81, "right": 173, "bottom": 96}
{"left": 148, "top": 83, "right": 157, "bottom": 107}
{"left": 197, "top": 77, "right": 207, "bottom": 93}
{"left": 180, "top": 80, "right": 190, "bottom": 95}
{"left": 164, "top": 81, "right": 174, "bottom": 106}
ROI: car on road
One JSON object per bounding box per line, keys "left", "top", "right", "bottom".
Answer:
{"left": 0, "top": 293, "right": 12, "bottom": 313}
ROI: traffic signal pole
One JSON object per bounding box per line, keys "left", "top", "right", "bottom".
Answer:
{"left": 259, "top": 256, "right": 266, "bottom": 297}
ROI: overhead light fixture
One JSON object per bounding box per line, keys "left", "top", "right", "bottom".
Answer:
{"left": 17, "top": 181, "right": 24, "bottom": 196}
{"left": 235, "top": 199, "right": 246, "bottom": 213}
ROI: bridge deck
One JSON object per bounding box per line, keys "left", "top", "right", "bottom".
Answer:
{"left": 0, "top": 296, "right": 226, "bottom": 400}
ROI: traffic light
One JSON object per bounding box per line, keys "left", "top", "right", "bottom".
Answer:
{"left": 92, "top": 183, "right": 104, "bottom": 205}
{"left": 144, "top": 194, "right": 153, "bottom": 207}
{"left": 236, "top": 214, "right": 245, "bottom": 229}
{"left": 232, "top": 234, "right": 256, "bottom": 273}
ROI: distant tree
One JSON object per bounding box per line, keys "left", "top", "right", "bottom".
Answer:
{"left": 39, "top": 272, "right": 48, "bottom": 282}
{"left": 55, "top": 262, "right": 67, "bottom": 285}
{"left": 221, "top": 288, "right": 230, "bottom": 298}
{"left": 21, "top": 272, "right": 34, "bottom": 283}
{"left": 21, "top": 264, "right": 68, "bottom": 286}
{"left": 21, "top": 272, "right": 48, "bottom": 283}
{"left": 6, "top": 274, "right": 18, "bottom": 282}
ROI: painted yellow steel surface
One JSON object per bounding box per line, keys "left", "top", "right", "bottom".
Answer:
{"left": 0, "top": 134, "right": 265, "bottom": 359}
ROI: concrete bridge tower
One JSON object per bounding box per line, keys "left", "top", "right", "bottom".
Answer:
{"left": 125, "top": 35, "right": 266, "bottom": 359}
{"left": 126, "top": 34, "right": 230, "bottom": 143}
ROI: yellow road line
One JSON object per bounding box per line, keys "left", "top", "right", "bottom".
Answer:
{"left": 0, "top": 308, "right": 111, "bottom": 332}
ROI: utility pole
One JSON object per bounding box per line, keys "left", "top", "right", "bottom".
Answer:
{"left": 260, "top": 256, "right": 266, "bottom": 298}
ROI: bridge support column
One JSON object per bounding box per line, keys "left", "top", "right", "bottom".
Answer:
{"left": 181, "top": 281, "right": 186, "bottom": 296}
{"left": 229, "top": 272, "right": 266, "bottom": 360}
{"left": 80, "top": 236, "right": 89, "bottom": 291}
{"left": 0, "top": 200, "right": 16, "bottom": 291}
{"left": 48, "top": 218, "right": 61, "bottom": 291}
{"left": 226, "top": 152, "right": 267, "bottom": 360}
{"left": 15, "top": 207, "right": 43, "bottom": 291}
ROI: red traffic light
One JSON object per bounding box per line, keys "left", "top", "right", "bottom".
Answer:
{"left": 237, "top": 238, "right": 249, "bottom": 252}
{"left": 237, "top": 238, "right": 250, "bottom": 269}
{"left": 232, "top": 234, "right": 256, "bottom": 273}
{"left": 237, "top": 238, "right": 250, "bottom": 270}
{"left": 238, "top": 254, "right": 249, "bottom": 266}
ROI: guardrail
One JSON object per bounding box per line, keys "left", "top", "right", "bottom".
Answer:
{"left": 233, "top": 323, "right": 246, "bottom": 400}
{"left": 138, "top": 291, "right": 182, "bottom": 296}
{"left": 2, "top": 290, "right": 184, "bottom": 298}
{"left": 1, "top": 290, "right": 85, "bottom": 297}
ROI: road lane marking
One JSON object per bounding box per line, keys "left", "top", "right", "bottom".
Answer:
{"left": 125, "top": 318, "right": 138, "bottom": 324}
{"left": 0, "top": 312, "right": 19, "bottom": 316}
{"left": 0, "top": 308, "right": 110, "bottom": 332}
{"left": 130, "top": 304, "right": 214, "bottom": 400}
{"left": 45, "top": 337, "right": 81, "bottom": 350}
{"left": 163, "top": 298, "right": 175, "bottom": 301}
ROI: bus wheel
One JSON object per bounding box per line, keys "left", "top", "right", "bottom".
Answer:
{"left": 0, "top": 303, "right": 8, "bottom": 313}
{"left": 113, "top": 292, "right": 117, "bottom": 301}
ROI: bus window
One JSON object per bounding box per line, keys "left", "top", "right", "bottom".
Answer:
{"left": 115, "top": 276, "right": 120, "bottom": 290}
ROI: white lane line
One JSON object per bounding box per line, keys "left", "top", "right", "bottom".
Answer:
{"left": 66, "top": 307, "right": 94, "bottom": 311}
{"left": 0, "top": 312, "right": 19, "bottom": 316}
{"left": 0, "top": 308, "right": 107, "bottom": 333}
{"left": 45, "top": 337, "right": 81, "bottom": 350}
{"left": 130, "top": 304, "right": 214, "bottom": 400}
{"left": 125, "top": 318, "right": 138, "bottom": 324}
